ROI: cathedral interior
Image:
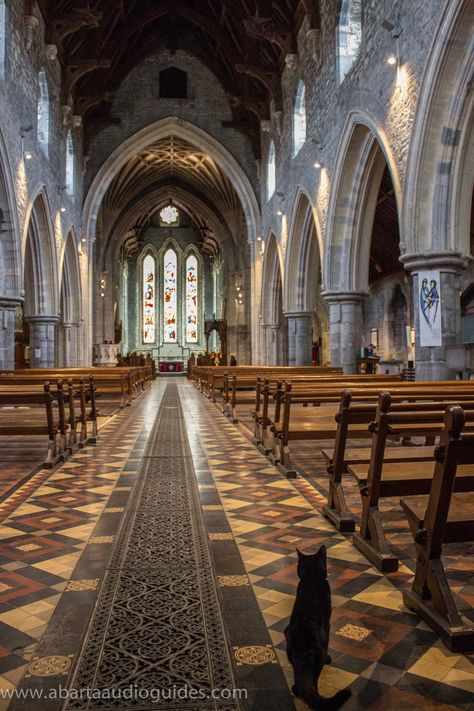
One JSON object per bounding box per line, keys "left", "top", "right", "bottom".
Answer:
{"left": 0, "top": 1, "right": 473, "bottom": 709}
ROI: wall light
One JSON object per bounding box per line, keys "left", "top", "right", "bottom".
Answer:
{"left": 20, "top": 125, "right": 33, "bottom": 161}
{"left": 277, "top": 209, "right": 283, "bottom": 216}
{"left": 387, "top": 55, "right": 397, "bottom": 66}
{"left": 314, "top": 161, "right": 322, "bottom": 169}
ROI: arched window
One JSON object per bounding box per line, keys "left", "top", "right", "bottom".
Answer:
{"left": 163, "top": 248, "right": 177, "bottom": 342}
{"left": 186, "top": 254, "right": 198, "bottom": 342}
{"left": 337, "top": 0, "right": 362, "bottom": 84}
{"left": 37, "top": 68, "right": 50, "bottom": 153}
{"left": 143, "top": 254, "right": 155, "bottom": 343}
{"left": 65, "top": 130, "right": 75, "bottom": 195}
{"left": 0, "top": 2, "right": 7, "bottom": 76}
{"left": 293, "top": 81, "right": 306, "bottom": 156}
{"left": 267, "top": 141, "right": 276, "bottom": 201}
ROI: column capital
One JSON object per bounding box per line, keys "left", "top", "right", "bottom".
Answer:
{"left": 0, "top": 296, "right": 22, "bottom": 309}
{"left": 26, "top": 315, "right": 60, "bottom": 324}
{"left": 322, "top": 291, "right": 368, "bottom": 304}
{"left": 400, "top": 250, "right": 470, "bottom": 273}
{"left": 284, "top": 310, "right": 314, "bottom": 319}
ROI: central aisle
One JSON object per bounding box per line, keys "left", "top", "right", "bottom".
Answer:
{"left": 7, "top": 380, "right": 294, "bottom": 711}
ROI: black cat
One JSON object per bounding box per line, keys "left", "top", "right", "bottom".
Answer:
{"left": 284, "top": 546, "right": 351, "bottom": 710}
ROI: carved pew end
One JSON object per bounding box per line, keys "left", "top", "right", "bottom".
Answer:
{"left": 352, "top": 532, "right": 399, "bottom": 572}
{"left": 322, "top": 505, "right": 356, "bottom": 533}
{"left": 403, "top": 590, "right": 474, "bottom": 653}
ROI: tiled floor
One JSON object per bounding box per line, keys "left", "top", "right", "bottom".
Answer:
{"left": 0, "top": 380, "right": 472, "bottom": 711}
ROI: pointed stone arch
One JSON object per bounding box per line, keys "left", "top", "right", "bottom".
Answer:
{"left": 22, "top": 191, "right": 59, "bottom": 366}
{"left": 261, "top": 233, "right": 286, "bottom": 364}
{"left": 58, "top": 231, "right": 82, "bottom": 366}
{"left": 323, "top": 115, "right": 403, "bottom": 371}
{"left": 323, "top": 114, "right": 402, "bottom": 295}
{"left": 285, "top": 190, "right": 327, "bottom": 365}
{"left": 403, "top": 0, "right": 474, "bottom": 259}
{"left": 0, "top": 125, "right": 21, "bottom": 368}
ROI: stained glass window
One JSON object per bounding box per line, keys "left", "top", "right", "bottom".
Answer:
{"left": 143, "top": 254, "right": 155, "bottom": 343}
{"left": 163, "top": 248, "right": 177, "bottom": 342}
{"left": 65, "top": 130, "right": 74, "bottom": 195}
{"left": 186, "top": 255, "right": 198, "bottom": 342}
{"left": 160, "top": 205, "right": 179, "bottom": 224}
{"left": 293, "top": 81, "right": 306, "bottom": 156}
{"left": 267, "top": 141, "right": 276, "bottom": 201}
{"left": 37, "top": 68, "right": 50, "bottom": 153}
{"left": 337, "top": 0, "right": 362, "bottom": 84}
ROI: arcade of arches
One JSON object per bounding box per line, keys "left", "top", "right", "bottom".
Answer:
{"left": 0, "top": 1, "right": 473, "bottom": 710}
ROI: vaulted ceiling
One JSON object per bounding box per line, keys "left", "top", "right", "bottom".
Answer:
{"left": 35, "top": 0, "right": 321, "bottom": 152}
{"left": 100, "top": 135, "right": 243, "bottom": 257}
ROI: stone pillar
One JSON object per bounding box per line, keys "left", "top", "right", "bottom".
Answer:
{"left": 0, "top": 298, "right": 21, "bottom": 370}
{"left": 323, "top": 292, "right": 366, "bottom": 373}
{"left": 401, "top": 252, "right": 467, "bottom": 380}
{"left": 59, "top": 322, "right": 76, "bottom": 367}
{"left": 27, "top": 316, "right": 59, "bottom": 367}
{"left": 270, "top": 323, "right": 282, "bottom": 365}
{"left": 261, "top": 324, "right": 271, "bottom": 365}
{"left": 285, "top": 311, "right": 313, "bottom": 366}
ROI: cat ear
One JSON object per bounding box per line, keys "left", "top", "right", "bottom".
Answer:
{"left": 316, "top": 545, "right": 327, "bottom": 559}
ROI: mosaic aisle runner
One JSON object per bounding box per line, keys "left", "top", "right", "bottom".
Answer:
{"left": 65, "top": 383, "right": 239, "bottom": 711}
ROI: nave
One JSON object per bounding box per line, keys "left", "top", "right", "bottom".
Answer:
{"left": 0, "top": 380, "right": 472, "bottom": 711}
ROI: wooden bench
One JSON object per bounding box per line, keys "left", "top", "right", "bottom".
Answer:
{"left": 321, "top": 389, "right": 474, "bottom": 532}
{"left": 400, "top": 405, "right": 474, "bottom": 652}
{"left": 272, "top": 382, "right": 474, "bottom": 477}
{"left": 254, "top": 374, "right": 403, "bottom": 451}
{"left": 193, "top": 365, "right": 342, "bottom": 402}
{"left": 0, "top": 368, "right": 132, "bottom": 409}
{"left": 0, "top": 382, "right": 63, "bottom": 467}
{"left": 347, "top": 392, "right": 474, "bottom": 572}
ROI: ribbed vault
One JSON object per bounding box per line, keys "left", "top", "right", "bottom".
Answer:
{"left": 98, "top": 134, "right": 245, "bottom": 260}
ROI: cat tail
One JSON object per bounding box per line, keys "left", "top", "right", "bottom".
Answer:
{"left": 292, "top": 660, "right": 351, "bottom": 711}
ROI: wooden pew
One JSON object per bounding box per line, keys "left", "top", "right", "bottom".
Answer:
{"left": 321, "top": 390, "right": 464, "bottom": 532}
{"left": 254, "top": 374, "right": 403, "bottom": 450}
{"left": 0, "top": 369, "right": 131, "bottom": 409}
{"left": 400, "top": 405, "right": 474, "bottom": 652}
{"left": 272, "top": 381, "right": 474, "bottom": 477}
{"left": 0, "top": 382, "right": 62, "bottom": 467}
{"left": 194, "top": 365, "right": 342, "bottom": 402}
{"left": 348, "top": 392, "right": 474, "bottom": 572}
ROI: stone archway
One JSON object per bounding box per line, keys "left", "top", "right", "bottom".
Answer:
{"left": 0, "top": 126, "right": 21, "bottom": 368}
{"left": 323, "top": 118, "right": 403, "bottom": 372}
{"left": 402, "top": 0, "right": 474, "bottom": 378}
{"left": 22, "top": 192, "right": 58, "bottom": 367}
{"left": 284, "top": 191, "right": 327, "bottom": 366}
{"left": 58, "top": 232, "right": 82, "bottom": 366}
{"left": 83, "top": 118, "right": 260, "bottom": 365}
{"left": 261, "top": 233, "right": 286, "bottom": 365}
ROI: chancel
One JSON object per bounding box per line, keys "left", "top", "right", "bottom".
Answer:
{"left": 0, "top": 1, "right": 473, "bottom": 710}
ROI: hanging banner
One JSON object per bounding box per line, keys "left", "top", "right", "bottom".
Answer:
{"left": 418, "top": 271, "right": 442, "bottom": 347}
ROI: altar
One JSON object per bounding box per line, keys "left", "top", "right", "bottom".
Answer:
{"left": 159, "top": 360, "right": 183, "bottom": 373}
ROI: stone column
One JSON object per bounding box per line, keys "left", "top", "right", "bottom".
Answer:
{"left": 261, "top": 324, "right": 271, "bottom": 365}
{"left": 401, "top": 252, "right": 467, "bottom": 380}
{"left": 59, "top": 322, "right": 76, "bottom": 367}
{"left": 270, "top": 323, "right": 283, "bottom": 365}
{"left": 285, "top": 311, "right": 313, "bottom": 366}
{"left": 0, "top": 298, "right": 21, "bottom": 370}
{"left": 27, "top": 316, "right": 59, "bottom": 367}
{"left": 323, "top": 292, "right": 366, "bottom": 373}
